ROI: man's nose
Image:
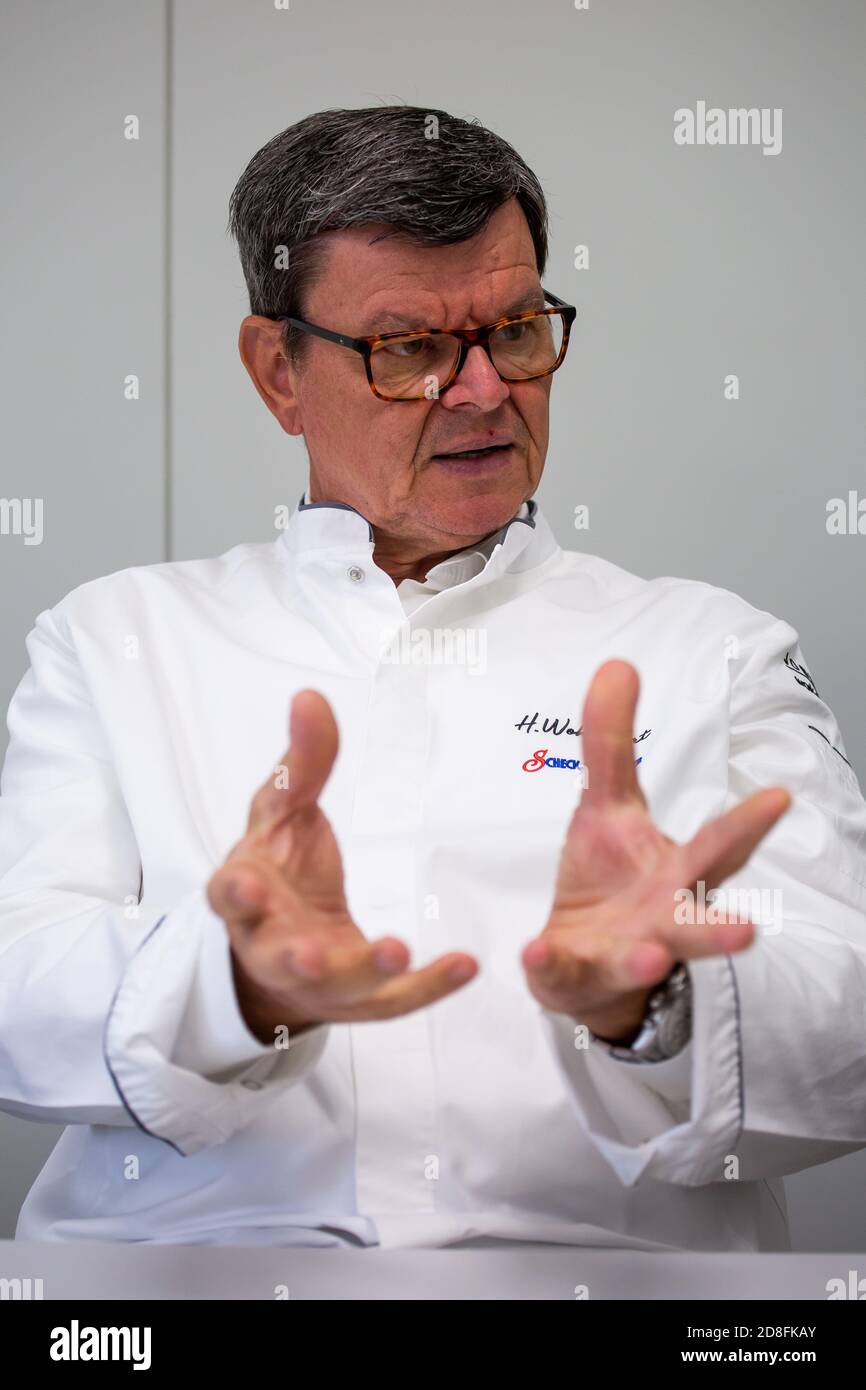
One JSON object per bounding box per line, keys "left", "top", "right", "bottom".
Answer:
{"left": 440, "top": 343, "right": 511, "bottom": 411}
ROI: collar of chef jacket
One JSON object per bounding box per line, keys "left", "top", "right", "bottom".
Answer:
{"left": 289, "top": 487, "right": 561, "bottom": 624}
{"left": 300, "top": 484, "right": 534, "bottom": 575}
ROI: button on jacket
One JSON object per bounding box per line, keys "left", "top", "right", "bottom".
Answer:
{"left": 2, "top": 492, "right": 866, "bottom": 1252}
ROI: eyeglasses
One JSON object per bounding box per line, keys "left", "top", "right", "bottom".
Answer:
{"left": 270, "top": 288, "right": 577, "bottom": 401}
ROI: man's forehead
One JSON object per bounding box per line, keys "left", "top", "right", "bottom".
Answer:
{"left": 308, "top": 201, "right": 540, "bottom": 329}
{"left": 355, "top": 283, "right": 545, "bottom": 334}
{"left": 314, "top": 256, "right": 542, "bottom": 334}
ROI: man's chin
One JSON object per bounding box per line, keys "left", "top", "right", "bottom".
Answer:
{"left": 418, "top": 487, "right": 531, "bottom": 545}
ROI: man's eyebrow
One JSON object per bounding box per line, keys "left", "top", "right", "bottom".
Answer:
{"left": 359, "top": 292, "right": 546, "bottom": 336}
{"left": 499, "top": 291, "right": 546, "bottom": 317}
{"left": 359, "top": 310, "right": 428, "bottom": 334}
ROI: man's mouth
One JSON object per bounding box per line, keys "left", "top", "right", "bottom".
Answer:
{"left": 433, "top": 444, "right": 514, "bottom": 461}
{"left": 435, "top": 444, "right": 510, "bottom": 460}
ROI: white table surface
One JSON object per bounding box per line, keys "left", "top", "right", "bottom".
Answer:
{"left": 2, "top": 1240, "right": 863, "bottom": 1300}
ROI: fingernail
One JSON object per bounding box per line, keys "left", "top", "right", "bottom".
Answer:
{"left": 373, "top": 946, "right": 403, "bottom": 975}
{"left": 448, "top": 962, "right": 475, "bottom": 985}
{"left": 524, "top": 940, "right": 550, "bottom": 971}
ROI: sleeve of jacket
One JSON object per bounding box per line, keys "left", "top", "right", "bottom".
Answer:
{"left": 0, "top": 605, "right": 330, "bottom": 1157}
{"left": 538, "top": 604, "right": 866, "bottom": 1187}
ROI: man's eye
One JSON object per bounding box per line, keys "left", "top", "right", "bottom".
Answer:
{"left": 499, "top": 321, "right": 531, "bottom": 342}
{"left": 383, "top": 337, "right": 431, "bottom": 358}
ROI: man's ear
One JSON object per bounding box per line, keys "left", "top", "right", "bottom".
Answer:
{"left": 238, "top": 315, "right": 303, "bottom": 436}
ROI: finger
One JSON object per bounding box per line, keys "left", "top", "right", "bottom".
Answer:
{"left": 579, "top": 660, "right": 647, "bottom": 810}
{"left": 657, "top": 916, "right": 757, "bottom": 960}
{"left": 615, "top": 863, "right": 761, "bottom": 960}
{"left": 523, "top": 933, "right": 672, "bottom": 1000}
{"left": 208, "top": 860, "right": 271, "bottom": 931}
{"left": 680, "top": 787, "right": 792, "bottom": 891}
{"left": 356, "top": 953, "right": 479, "bottom": 1020}
{"left": 247, "top": 689, "right": 339, "bottom": 833}
{"left": 235, "top": 925, "right": 477, "bottom": 1019}
{"left": 264, "top": 933, "right": 413, "bottom": 998}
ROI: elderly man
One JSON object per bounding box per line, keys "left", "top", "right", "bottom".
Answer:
{"left": 2, "top": 105, "right": 865, "bottom": 1252}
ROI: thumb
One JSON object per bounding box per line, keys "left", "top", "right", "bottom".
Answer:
{"left": 286, "top": 689, "right": 339, "bottom": 813}
{"left": 246, "top": 689, "right": 339, "bottom": 835}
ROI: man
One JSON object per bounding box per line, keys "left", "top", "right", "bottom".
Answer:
{"left": 2, "top": 105, "right": 865, "bottom": 1252}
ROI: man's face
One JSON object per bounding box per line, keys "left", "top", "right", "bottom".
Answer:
{"left": 241, "top": 197, "right": 552, "bottom": 564}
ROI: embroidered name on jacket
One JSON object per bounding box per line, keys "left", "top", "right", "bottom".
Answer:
{"left": 515, "top": 712, "right": 651, "bottom": 743}
{"left": 516, "top": 713, "right": 651, "bottom": 771}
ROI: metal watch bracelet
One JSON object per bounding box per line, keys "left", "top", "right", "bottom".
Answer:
{"left": 597, "top": 962, "right": 693, "bottom": 1063}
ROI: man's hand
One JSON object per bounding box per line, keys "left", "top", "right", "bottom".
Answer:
{"left": 521, "top": 660, "right": 791, "bottom": 1044}
{"left": 208, "top": 689, "right": 478, "bottom": 1044}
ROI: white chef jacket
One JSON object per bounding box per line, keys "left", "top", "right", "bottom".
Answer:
{"left": 2, "top": 489, "right": 866, "bottom": 1253}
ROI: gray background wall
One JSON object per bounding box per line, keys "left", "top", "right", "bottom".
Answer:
{"left": 1, "top": 0, "right": 863, "bottom": 1246}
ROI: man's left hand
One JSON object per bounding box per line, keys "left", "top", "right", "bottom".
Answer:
{"left": 521, "top": 660, "right": 791, "bottom": 1044}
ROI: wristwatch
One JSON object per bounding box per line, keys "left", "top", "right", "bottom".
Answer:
{"left": 597, "top": 962, "right": 693, "bottom": 1063}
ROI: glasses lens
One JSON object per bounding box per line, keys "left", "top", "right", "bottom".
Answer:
{"left": 490, "top": 312, "right": 564, "bottom": 379}
{"left": 370, "top": 334, "right": 459, "bottom": 400}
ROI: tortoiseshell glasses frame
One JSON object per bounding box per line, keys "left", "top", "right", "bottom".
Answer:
{"left": 270, "top": 288, "right": 577, "bottom": 401}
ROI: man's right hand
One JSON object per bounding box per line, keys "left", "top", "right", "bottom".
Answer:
{"left": 207, "top": 689, "right": 478, "bottom": 1045}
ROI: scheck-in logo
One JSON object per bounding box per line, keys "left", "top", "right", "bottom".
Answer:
{"left": 523, "top": 749, "right": 584, "bottom": 773}
{"left": 522, "top": 748, "right": 644, "bottom": 773}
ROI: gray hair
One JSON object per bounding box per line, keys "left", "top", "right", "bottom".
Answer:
{"left": 227, "top": 104, "right": 549, "bottom": 364}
